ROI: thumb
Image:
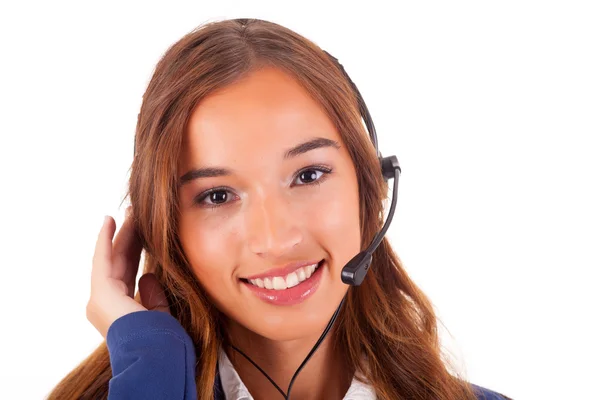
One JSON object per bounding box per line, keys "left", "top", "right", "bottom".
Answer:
{"left": 139, "top": 273, "right": 171, "bottom": 314}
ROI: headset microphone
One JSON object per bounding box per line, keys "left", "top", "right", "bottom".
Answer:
{"left": 340, "top": 156, "right": 400, "bottom": 285}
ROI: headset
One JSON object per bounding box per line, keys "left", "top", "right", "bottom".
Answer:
{"left": 135, "top": 50, "right": 401, "bottom": 399}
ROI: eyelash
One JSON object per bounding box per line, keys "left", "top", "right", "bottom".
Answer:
{"left": 194, "top": 164, "right": 333, "bottom": 210}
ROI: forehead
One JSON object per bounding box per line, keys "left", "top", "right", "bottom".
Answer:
{"left": 182, "top": 67, "right": 340, "bottom": 166}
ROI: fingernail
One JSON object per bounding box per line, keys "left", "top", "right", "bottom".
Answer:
{"left": 102, "top": 215, "right": 109, "bottom": 226}
{"left": 126, "top": 206, "right": 132, "bottom": 216}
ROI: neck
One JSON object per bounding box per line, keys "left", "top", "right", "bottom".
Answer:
{"left": 224, "top": 321, "right": 353, "bottom": 400}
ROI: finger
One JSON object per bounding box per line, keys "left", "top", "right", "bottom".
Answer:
{"left": 139, "top": 273, "right": 170, "bottom": 314}
{"left": 112, "top": 207, "right": 143, "bottom": 286}
{"left": 92, "top": 216, "right": 116, "bottom": 281}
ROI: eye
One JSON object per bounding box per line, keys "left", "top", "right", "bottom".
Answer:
{"left": 194, "top": 186, "right": 237, "bottom": 209}
{"left": 292, "top": 165, "right": 333, "bottom": 186}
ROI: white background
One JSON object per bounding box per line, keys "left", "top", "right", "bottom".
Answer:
{"left": 1, "top": 1, "right": 598, "bottom": 399}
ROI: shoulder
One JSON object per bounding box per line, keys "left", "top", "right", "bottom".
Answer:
{"left": 471, "top": 383, "right": 512, "bottom": 400}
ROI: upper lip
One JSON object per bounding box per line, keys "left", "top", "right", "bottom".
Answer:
{"left": 242, "top": 259, "right": 323, "bottom": 280}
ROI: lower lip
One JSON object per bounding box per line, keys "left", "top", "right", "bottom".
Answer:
{"left": 241, "top": 261, "right": 325, "bottom": 306}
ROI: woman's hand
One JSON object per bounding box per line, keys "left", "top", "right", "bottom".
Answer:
{"left": 86, "top": 207, "right": 170, "bottom": 338}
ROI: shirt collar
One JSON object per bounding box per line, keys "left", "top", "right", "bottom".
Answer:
{"left": 217, "top": 346, "right": 376, "bottom": 400}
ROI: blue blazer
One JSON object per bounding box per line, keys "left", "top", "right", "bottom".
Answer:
{"left": 106, "top": 311, "right": 510, "bottom": 399}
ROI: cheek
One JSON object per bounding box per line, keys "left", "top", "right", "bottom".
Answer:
{"left": 309, "top": 179, "right": 362, "bottom": 270}
{"left": 178, "top": 215, "right": 240, "bottom": 295}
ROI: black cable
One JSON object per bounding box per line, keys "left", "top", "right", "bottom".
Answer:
{"left": 284, "top": 294, "right": 346, "bottom": 399}
{"left": 229, "top": 344, "right": 287, "bottom": 398}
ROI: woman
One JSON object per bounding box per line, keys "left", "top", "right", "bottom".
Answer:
{"left": 49, "top": 18, "right": 509, "bottom": 400}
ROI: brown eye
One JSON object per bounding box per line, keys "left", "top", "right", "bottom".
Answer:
{"left": 293, "top": 166, "right": 332, "bottom": 186}
{"left": 208, "top": 191, "right": 228, "bottom": 204}
{"left": 195, "top": 187, "right": 237, "bottom": 209}
{"left": 299, "top": 170, "right": 319, "bottom": 183}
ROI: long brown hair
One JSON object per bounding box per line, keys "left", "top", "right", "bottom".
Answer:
{"left": 48, "top": 18, "right": 477, "bottom": 400}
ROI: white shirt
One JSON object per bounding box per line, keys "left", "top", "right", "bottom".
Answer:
{"left": 218, "top": 347, "right": 377, "bottom": 400}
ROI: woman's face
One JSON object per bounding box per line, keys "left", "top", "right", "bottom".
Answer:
{"left": 177, "top": 67, "right": 361, "bottom": 341}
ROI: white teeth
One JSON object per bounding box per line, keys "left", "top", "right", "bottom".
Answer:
{"left": 264, "top": 277, "right": 273, "bottom": 289}
{"left": 272, "top": 276, "right": 287, "bottom": 290}
{"left": 246, "top": 262, "right": 320, "bottom": 290}
{"left": 296, "top": 267, "right": 307, "bottom": 282}
{"left": 305, "top": 264, "right": 316, "bottom": 277}
{"left": 285, "top": 272, "right": 300, "bottom": 288}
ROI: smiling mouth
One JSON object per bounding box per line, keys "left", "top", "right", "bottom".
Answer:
{"left": 240, "top": 259, "right": 325, "bottom": 290}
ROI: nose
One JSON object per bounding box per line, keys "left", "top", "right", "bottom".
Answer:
{"left": 245, "top": 190, "right": 303, "bottom": 258}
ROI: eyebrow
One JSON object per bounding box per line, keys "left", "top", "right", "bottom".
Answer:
{"left": 178, "top": 137, "right": 340, "bottom": 186}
